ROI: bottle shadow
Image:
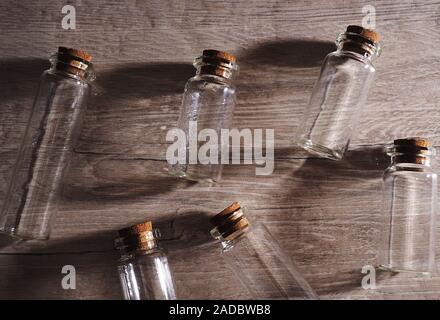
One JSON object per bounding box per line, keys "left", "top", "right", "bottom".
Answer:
{"left": 63, "top": 62, "right": 195, "bottom": 200}
{"left": 0, "top": 59, "right": 196, "bottom": 202}
{"left": 0, "top": 58, "right": 49, "bottom": 105}
{"left": 227, "top": 39, "right": 336, "bottom": 154}
{"left": 0, "top": 59, "right": 50, "bottom": 206}
{"left": 95, "top": 63, "right": 194, "bottom": 100}
{"left": 0, "top": 233, "right": 18, "bottom": 249}
{"left": 294, "top": 145, "right": 389, "bottom": 176}
{"left": 0, "top": 211, "right": 218, "bottom": 299}
{"left": 162, "top": 209, "right": 215, "bottom": 249}
{"left": 62, "top": 153, "right": 195, "bottom": 201}
{"left": 0, "top": 230, "right": 120, "bottom": 299}
{"left": 76, "top": 62, "right": 193, "bottom": 156}
{"left": 239, "top": 39, "right": 336, "bottom": 68}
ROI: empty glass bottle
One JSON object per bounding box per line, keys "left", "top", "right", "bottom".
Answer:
{"left": 116, "top": 221, "right": 177, "bottom": 300}
{"left": 0, "top": 47, "right": 95, "bottom": 240}
{"left": 167, "top": 49, "right": 238, "bottom": 184}
{"left": 210, "top": 203, "right": 317, "bottom": 299}
{"left": 379, "top": 138, "right": 437, "bottom": 275}
{"left": 296, "top": 25, "right": 381, "bottom": 160}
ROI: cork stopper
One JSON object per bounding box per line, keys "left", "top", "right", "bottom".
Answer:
{"left": 54, "top": 47, "right": 93, "bottom": 80}
{"left": 195, "top": 49, "right": 238, "bottom": 79}
{"left": 394, "top": 137, "right": 432, "bottom": 149}
{"left": 58, "top": 47, "right": 92, "bottom": 63}
{"left": 388, "top": 137, "right": 435, "bottom": 166}
{"left": 115, "top": 221, "right": 157, "bottom": 253}
{"left": 346, "top": 25, "right": 380, "bottom": 43}
{"left": 118, "top": 221, "right": 152, "bottom": 237}
{"left": 211, "top": 203, "right": 249, "bottom": 241}
{"left": 202, "top": 49, "right": 236, "bottom": 64}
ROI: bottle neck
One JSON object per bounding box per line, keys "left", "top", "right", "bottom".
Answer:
{"left": 387, "top": 141, "right": 435, "bottom": 170}
{"left": 210, "top": 203, "right": 249, "bottom": 252}
{"left": 115, "top": 227, "right": 159, "bottom": 258}
{"left": 195, "top": 66, "right": 235, "bottom": 80}
{"left": 119, "top": 245, "right": 161, "bottom": 261}
{"left": 338, "top": 43, "right": 373, "bottom": 62}
{"left": 390, "top": 155, "right": 433, "bottom": 168}
{"left": 193, "top": 72, "right": 233, "bottom": 85}
{"left": 193, "top": 54, "right": 238, "bottom": 83}
{"left": 49, "top": 52, "right": 95, "bottom": 82}
{"left": 211, "top": 226, "right": 247, "bottom": 251}
{"left": 336, "top": 32, "right": 380, "bottom": 62}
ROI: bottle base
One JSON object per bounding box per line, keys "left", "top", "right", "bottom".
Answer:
{"left": 0, "top": 226, "right": 50, "bottom": 241}
{"left": 378, "top": 264, "right": 431, "bottom": 276}
{"left": 0, "top": 227, "right": 16, "bottom": 238}
{"left": 297, "top": 138, "right": 344, "bottom": 160}
{"left": 167, "top": 168, "right": 218, "bottom": 186}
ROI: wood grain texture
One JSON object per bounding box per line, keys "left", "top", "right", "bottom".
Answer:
{"left": 1, "top": 0, "right": 440, "bottom": 299}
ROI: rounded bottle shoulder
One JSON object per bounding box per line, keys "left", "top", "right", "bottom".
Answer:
{"left": 42, "top": 69, "right": 92, "bottom": 87}
{"left": 384, "top": 165, "right": 437, "bottom": 179}
{"left": 118, "top": 247, "right": 166, "bottom": 264}
{"left": 324, "top": 51, "right": 376, "bottom": 72}
{"left": 186, "top": 75, "right": 236, "bottom": 92}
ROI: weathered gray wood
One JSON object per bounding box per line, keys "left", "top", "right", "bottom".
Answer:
{"left": 1, "top": 0, "right": 440, "bottom": 299}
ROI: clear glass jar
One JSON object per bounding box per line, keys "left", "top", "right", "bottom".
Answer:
{"left": 296, "top": 25, "right": 381, "bottom": 160}
{"left": 0, "top": 47, "right": 95, "bottom": 240}
{"left": 210, "top": 203, "right": 317, "bottom": 299}
{"left": 379, "top": 138, "right": 437, "bottom": 275}
{"left": 116, "top": 221, "right": 177, "bottom": 300}
{"left": 167, "top": 50, "right": 238, "bottom": 184}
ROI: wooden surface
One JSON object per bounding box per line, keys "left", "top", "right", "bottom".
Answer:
{"left": 1, "top": 0, "right": 440, "bottom": 299}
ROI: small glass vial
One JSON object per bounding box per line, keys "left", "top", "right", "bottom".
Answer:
{"left": 379, "top": 138, "right": 437, "bottom": 274}
{"left": 0, "top": 47, "right": 95, "bottom": 240}
{"left": 296, "top": 25, "right": 381, "bottom": 160}
{"left": 210, "top": 203, "right": 317, "bottom": 299}
{"left": 115, "top": 221, "right": 177, "bottom": 300}
{"left": 168, "top": 49, "right": 238, "bottom": 184}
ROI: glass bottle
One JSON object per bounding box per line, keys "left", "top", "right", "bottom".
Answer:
{"left": 115, "top": 221, "right": 177, "bottom": 300}
{"left": 167, "top": 49, "right": 238, "bottom": 184}
{"left": 379, "top": 138, "right": 437, "bottom": 275}
{"left": 210, "top": 203, "right": 317, "bottom": 299}
{"left": 296, "top": 25, "right": 381, "bottom": 160}
{"left": 0, "top": 47, "right": 95, "bottom": 240}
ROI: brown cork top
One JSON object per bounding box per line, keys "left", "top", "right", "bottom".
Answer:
{"left": 211, "top": 202, "right": 249, "bottom": 241}
{"left": 54, "top": 47, "right": 94, "bottom": 80}
{"left": 118, "top": 221, "right": 153, "bottom": 238}
{"left": 346, "top": 25, "right": 380, "bottom": 43}
{"left": 389, "top": 137, "right": 435, "bottom": 166}
{"left": 202, "top": 49, "right": 236, "bottom": 64}
{"left": 211, "top": 202, "right": 241, "bottom": 225}
{"left": 58, "top": 47, "right": 92, "bottom": 62}
{"left": 195, "top": 49, "right": 238, "bottom": 79}
{"left": 115, "top": 221, "right": 157, "bottom": 253}
{"left": 394, "top": 137, "right": 432, "bottom": 149}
